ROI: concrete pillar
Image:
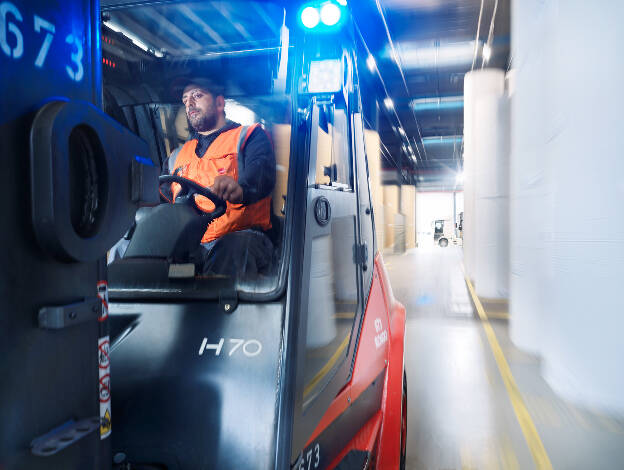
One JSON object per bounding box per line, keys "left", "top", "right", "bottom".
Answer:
{"left": 512, "top": 0, "right": 624, "bottom": 412}
{"left": 365, "top": 129, "right": 384, "bottom": 251}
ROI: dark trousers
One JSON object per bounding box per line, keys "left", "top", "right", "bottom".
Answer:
{"left": 197, "top": 229, "right": 274, "bottom": 279}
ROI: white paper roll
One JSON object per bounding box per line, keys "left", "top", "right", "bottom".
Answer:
{"left": 540, "top": 0, "right": 624, "bottom": 412}
{"left": 464, "top": 69, "right": 505, "bottom": 286}
{"left": 474, "top": 94, "right": 510, "bottom": 299}
{"left": 508, "top": 0, "right": 556, "bottom": 355}
{"left": 464, "top": 69, "right": 506, "bottom": 282}
{"left": 511, "top": 0, "right": 624, "bottom": 412}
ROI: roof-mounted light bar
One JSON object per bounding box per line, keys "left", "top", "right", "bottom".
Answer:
{"left": 298, "top": 1, "right": 348, "bottom": 33}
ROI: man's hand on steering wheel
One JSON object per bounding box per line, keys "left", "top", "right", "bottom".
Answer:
{"left": 211, "top": 175, "right": 243, "bottom": 204}
{"left": 159, "top": 174, "right": 227, "bottom": 221}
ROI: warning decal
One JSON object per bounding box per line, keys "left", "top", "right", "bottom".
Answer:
{"left": 98, "top": 338, "right": 110, "bottom": 369}
{"left": 99, "top": 373, "right": 111, "bottom": 403}
{"left": 97, "top": 281, "right": 109, "bottom": 322}
{"left": 98, "top": 335, "right": 112, "bottom": 439}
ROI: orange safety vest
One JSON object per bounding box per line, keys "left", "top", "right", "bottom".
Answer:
{"left": 171, "top": 124, "right": 272, "bottom": 243}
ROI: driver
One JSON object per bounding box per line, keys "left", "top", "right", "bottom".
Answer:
{"left": 166, "top": 77, "right": 276, "bottom": 278}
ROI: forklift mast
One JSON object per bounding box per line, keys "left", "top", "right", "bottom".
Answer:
{"left": 0, "top": 0, "right": 157, "bottom": 468}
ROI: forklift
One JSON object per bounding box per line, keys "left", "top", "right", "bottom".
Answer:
{"left": 0, "top": 1, "right": 406, "bottom": 468}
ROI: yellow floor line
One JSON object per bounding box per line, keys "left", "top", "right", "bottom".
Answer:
{"left": 465, "top": 276, "right": 554, "bottom": 470}
{"left": 487, "top": 312, "right": 511, "bottom": 320}
{"left": 303, "top": 334, "right": 350, "bottom": 398}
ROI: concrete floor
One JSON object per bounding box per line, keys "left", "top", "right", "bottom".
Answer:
{"left": 384, "top": 247, "right": 624, "bottom": 470}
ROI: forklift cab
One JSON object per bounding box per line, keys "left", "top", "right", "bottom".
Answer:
{"left": 0, "top": 1, "right": 406, "bottom": 469}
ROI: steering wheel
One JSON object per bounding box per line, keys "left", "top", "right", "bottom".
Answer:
{"left": 159, "top": 174, "right": 227, "bottom": 222}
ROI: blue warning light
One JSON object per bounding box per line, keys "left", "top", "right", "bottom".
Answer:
{"left": 301, "top": 6, "right": 320, "bottom": 29}
{"left": 298, "top": 1, "right": 347, "bottom": 32}
{"left": 320, "top": 3, "right": 341, "bottom": 26}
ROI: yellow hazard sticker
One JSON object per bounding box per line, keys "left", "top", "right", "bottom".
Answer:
{"left": 101, "top": 408, "right": 112, "bottom": 438}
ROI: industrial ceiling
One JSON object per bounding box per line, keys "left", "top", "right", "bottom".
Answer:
{"left": 354, "top": 0, "right": 510, "bottom": 190}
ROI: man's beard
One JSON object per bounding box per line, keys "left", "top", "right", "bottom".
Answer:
{"left": 188, "top": 109, "right": 218, "bottom": 133}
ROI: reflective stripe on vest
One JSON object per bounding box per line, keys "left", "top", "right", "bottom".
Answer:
{"left": 171, "top": 124, "right": 272, "bottom": 243}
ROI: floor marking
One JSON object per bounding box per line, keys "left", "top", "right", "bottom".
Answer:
{"left": 465, "top": 275, "right": 554, "bottom": 470}
{"left": 333, "top": 312, "right": 356, "bottom": 320}
{"left": 486, "top": 312, "right": 511, "bottom": 320}
{"left": 480, "top": 297, "right": 509, "bottom": 304}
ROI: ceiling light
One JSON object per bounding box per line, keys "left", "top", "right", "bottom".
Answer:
{"left": 384, "top": 97, "right": 394, "bottom": 109}
{"left": 482, "top": 43, "right": 492, "bottom": 63}
{"left": 320, "top": 3, "right": 341, "bottom": 26}
{"left": 104, "top": 20, "right": 163, "bottom": 56}
{"left": 301, "top": 6, "right": 320, "bottom": 29}
{"left": 336, "top": 0, "right": 347, "bottom": 5}
{"left": 411, "top": 96, "right": 464, "bottom": 112}
{"left": 390, "top": 40, "right": 478, "bottom": 69}
{"left": 422, "top": 136, "right": 462, "bottom": 145}
{"left": 366, "top": 54, "right": 376, "bottom": 72}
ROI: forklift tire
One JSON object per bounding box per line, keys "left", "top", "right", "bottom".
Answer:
{"left": 400, "top": 370, "right": 407, "bottom": 470}
{"left": 438, "top": 238, "right": 448, "bottom": 247}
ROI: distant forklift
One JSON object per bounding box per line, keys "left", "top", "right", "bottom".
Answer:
{"left": 433, "top": 218, "right": 462, "bottom": 247}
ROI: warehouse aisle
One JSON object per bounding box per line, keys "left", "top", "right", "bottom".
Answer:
{"left": 384, "top": 247, "right": 624, "bottom": 470}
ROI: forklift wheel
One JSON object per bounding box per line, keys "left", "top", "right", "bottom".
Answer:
{"left": 438, "top": 238, "right": 449, "bottom": 247}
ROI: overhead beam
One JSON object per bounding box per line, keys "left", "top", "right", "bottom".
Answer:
{"left": 177, "top": 5, "right": 225, "bottom": 46}
{"left": 110, "top": 11, "right": 179, "bottom": 53}
{"left": 141, "top": 8, "right": 203, "bottom": 50}
{"left": 251, "top": 2, "right": 279, "bottom": 35}
{"left": 211, "top": 3, "right": 254, "bottom": 42}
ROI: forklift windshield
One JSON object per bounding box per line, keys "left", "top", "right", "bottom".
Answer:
{"left": 102, "top": 0, "right": 292, "bottom": 298}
